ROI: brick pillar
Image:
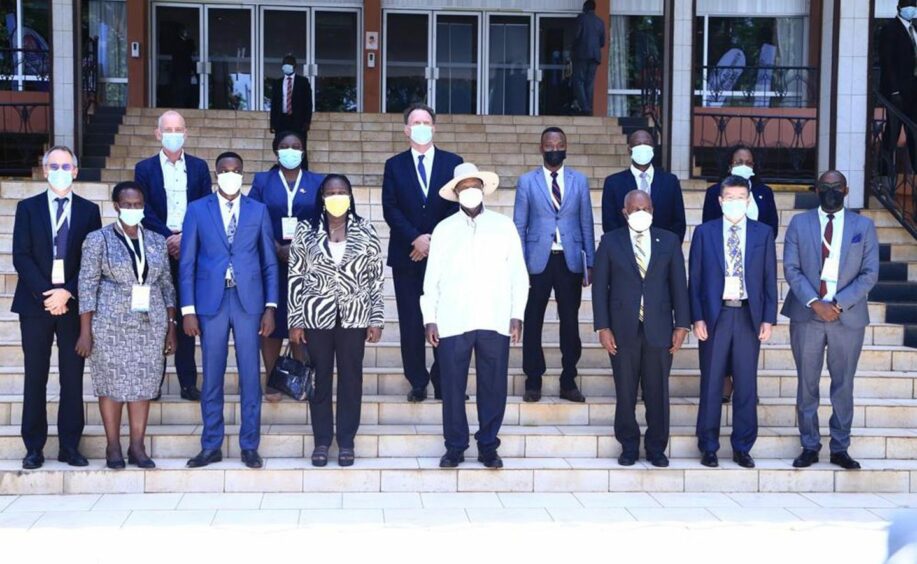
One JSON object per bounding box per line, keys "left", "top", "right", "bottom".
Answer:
{"left": 594, "top": 0, "right": 610, "bottom": 117}
{"left": 363, "top": 0, "right": 382, "bottom": 113}
{"left": 127, "top": 0, "right": 147, "bottom": 107}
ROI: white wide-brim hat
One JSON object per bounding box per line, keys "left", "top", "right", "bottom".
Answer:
{"left": 439, "top": 162, "right": 500, "bottom": 202}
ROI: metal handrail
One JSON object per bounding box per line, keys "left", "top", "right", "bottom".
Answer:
{"left": 869, "top": 90, "right": 917, "bottom": 239}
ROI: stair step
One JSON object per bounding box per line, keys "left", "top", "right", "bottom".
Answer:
{"left": 869, "top": 282, "right": 917, "bottom": 303}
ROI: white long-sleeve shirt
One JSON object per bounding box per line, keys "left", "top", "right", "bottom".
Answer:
{"left": 421, "top": 208, "right": 529, "bottom": 339}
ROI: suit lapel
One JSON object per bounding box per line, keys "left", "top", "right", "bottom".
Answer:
{"left": 558, "top": 168, "right": 576, "bottom": 213}
{"left": 66, "top": 196, "right": 81, "bottom": 253}
{"left": 838, "top": 210, "right": 857, "bottom": 273}
{"left": 535, "top": 169, "right": 555, "bottom": 212}
{"left": 616, "top": 228, "right": 641, "bottom": 278}
{"left": 644, "top": 228, "right": 662, "bottom": 275}
{"left": 403, "top": 151, "right": 426, "bottom": 203}
{"left": 808, "top": 209, "right": 823, "bottom": 260}
{"left": 39, "top": 194, "right": 54, "bottom": 253}
{"left": 713, "top": 219, "right": 726, "bottom": 274}
{"left": 208, "top": 196, "right": 230, "bottom": 249}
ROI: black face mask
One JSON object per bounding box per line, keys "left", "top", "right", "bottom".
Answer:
{"left": 543, "top": 150, "right": 566, "bottom": 168}
{"left": 817, "top": 183, "right": 846, "bottom": 212}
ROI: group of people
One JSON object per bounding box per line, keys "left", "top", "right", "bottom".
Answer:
{"left": 14, "top": 101, "right": 878, "bottom": 474}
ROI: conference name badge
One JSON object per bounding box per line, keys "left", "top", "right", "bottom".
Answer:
{"left": 723, "top": 276, "right": 742, "bottom": 300}
{"left": 282, "top": 217, "right": 298, "bottom": 240}
{"left": 131, "top": 284, "right": 151, "bottom": 313}
{"left": 821, "top": 257, "right": 840, "bottom": 283}
{"left": 51, "top": 259, "right": 65, "bottom": 285}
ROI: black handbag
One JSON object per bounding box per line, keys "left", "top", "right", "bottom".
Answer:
{"left": 267, "top": 344, "right": 315, "bottom": 402}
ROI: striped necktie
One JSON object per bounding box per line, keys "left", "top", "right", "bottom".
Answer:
{"left": 226, "top": 201, "right": 237, "bottom": 283}
{"left": 634, "top": 231, "right": 647, "bottom": 321}
{"left": 727, "top": 224, "right": 745, "bottom": 298}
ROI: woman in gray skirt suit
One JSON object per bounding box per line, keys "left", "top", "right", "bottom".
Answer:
{"left": 76, "top": 181, "right": 177, "bottom": 469}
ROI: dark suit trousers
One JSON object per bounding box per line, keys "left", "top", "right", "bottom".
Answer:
{"left": 439, "top": 330, "right": 509, "bottom": 455}
{"left": 393, "top": 264, "right": 440, "bottom": 392}
{"left": 523, "top": 253, "right": 582, "bottom": 391}
{"left": 611, "top": 323, "right": 671, "bottom": 457}
{"left": 306, "top": 324, "right": 366, "bottom": 449}
{"left": 165, "top": 257, "right": 198, "bottom": 391}
{"left": 572, "top": 60, "right": 598, "bottom": 115}
{"left": 696, "top": 304, "right": 759, "bottom": 455}
{"left": 20, "top": 309, "right": 85, "bottom": 452}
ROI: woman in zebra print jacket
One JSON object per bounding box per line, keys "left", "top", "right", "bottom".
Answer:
{"left": 288, "top": 174, "right": 384, "bottom": 467}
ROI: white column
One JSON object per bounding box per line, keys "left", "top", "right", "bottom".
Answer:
{"left": 668, "top": 0, "right": 693, "bottom": 179}
{"left": 51, "top": 0, "right": 75, "bottom": 149}
{"left": 817, "top": 0, "right": 835, "bottom": 175}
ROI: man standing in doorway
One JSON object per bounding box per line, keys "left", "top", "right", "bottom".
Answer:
{"left": 270, "top": 54, "right": 313, "bottom": 170}
{"left": 572, "top": 0, "right": 606, "bottom": 116}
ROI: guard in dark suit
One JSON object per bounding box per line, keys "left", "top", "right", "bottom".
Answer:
{"left": 593, "top": 190, "right": 690, "bottom": 468}
{"left": 382, "top": 103, "right": 462, "bottom": 402}
{"left": 701, "top": 145, "right": 779, "bottom": 238}
{"left": 134, "top": 110, "right": 212, "bottom": 400}
{"left": 13, "top": 146, "right": 102, "bottom": 469}
{"left": 572, "top": 0, "right": 606, "bottom": 115}
{"left": 878, "top": 1, "right": 917, "bottom": 169}
{"left": 270, "top": 55, "right": 313, "bottom": 171}
{"left": 690, "top": 175, "right": 777, "bottom": 469}
{"left": 601, "top": 130, "right": 686, "bottom": 241}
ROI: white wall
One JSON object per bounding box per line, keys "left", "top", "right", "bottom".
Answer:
{"left": 668, "top": 0, "right": 692, "bottom": 179}
{"left": 52, "top": 0, "right": 75, "bottom": 149}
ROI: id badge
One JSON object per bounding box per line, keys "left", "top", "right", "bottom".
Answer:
{"left": 51, "top": 259, "right": 65, "bottom": 285}
{"left": 282, "top": 217, "right": 298, "bottom": 240}
{"left": 723, "top": 276, "right": 742, "bottom": 300}
{"left": 821, "top": 257, "right": 840, "bottom": 283}
{"left": 131, "top": 285, "right": 151, "bottom": 313}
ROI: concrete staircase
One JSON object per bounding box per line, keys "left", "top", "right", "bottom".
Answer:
{"left": 2, "top": 109, "right": 916, "bottom": 495}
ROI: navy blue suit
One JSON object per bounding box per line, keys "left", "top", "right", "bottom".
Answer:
{"left": 248, "top": 168, "right": 323, "bottom": 339}
{"left": 601, "top": 168, "right": 686, "bottom": 241}
{"left": 702, "top": 181, "right": 780, "bottom": 238}
{"left": 12, "top": 192, "right": 101, "bottom": 453}
{"left": 689, "top": 218, "right": 777, "bottom": 456}
{"left": 381, "top": 147, "right": 462, "bottom": 393}
{"left": 179, "top": 194, "right": 279, "bottom": 452}
{"left": 134, "top": 152, "right": 212, "bottom": 392}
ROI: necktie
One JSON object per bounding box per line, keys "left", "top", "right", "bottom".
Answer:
{"left": 54, "top": 197, "right": 69, "bottom": 259}
{"left": 550, "top": 171, "right": 562, "bottom": 210}
{"left": 727, "top": 224, "right": 745, "bottom": 298}
{"left": 285, "top": 77, "right": 293, "bottom": 115}
{"left": 226, "top": 201, "right": 237, "bottom": 283}
{"left": 417, "top": 154, "right": 428, "bottom": 198}
{"left": 820, "top": 213, "right": 834, "bottom": 299}
{"left": 634, "top": 232, "right": 647, "bottom": 322}
{"left": 639, "top": 171, "right": 650, "bottom": 195}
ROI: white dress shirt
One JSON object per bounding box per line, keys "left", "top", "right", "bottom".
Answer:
{"left": 421, "top": 208, "right": 530, "bottom": 339}
{"left": 411, "top": 146, "right": 435, "bottom": 198}
{"left": 630, "top": 164, "right": 654, "bottom": 195}
{"left": 722, "top": 217, "right": 748, "bottom": 300}
{"left": 745, "top": 181, "right": 760, "bottom": 221}
{"left": 543, "top": 165, "right": 565, "bottom": 250}
{"left": 815, "top": 206, "right": 845, "bottom": 303}
{"left": 46, "top": 188, "right": 72, "bottom": 231}
{"left": 159, "top": 150, "right": 188, "bottom": 231}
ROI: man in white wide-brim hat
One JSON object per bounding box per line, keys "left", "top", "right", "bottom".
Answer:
{"left": 420, "top": 163, "right": 530, "bottom": 469}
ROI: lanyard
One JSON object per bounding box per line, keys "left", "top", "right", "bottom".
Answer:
{"left": 51, "top": 200, "right": 68, "bottom": 258}
{"left": 279, "top": 169, "right": 302, "bottom": 218}
{"left": 822, "top": 216, "right": 841, "bottom": 258}
{"left": 116, "top": 223, "right": 147, "bottom": 285}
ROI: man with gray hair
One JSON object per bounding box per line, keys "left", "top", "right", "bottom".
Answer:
{"left": 13, "top": 146, "right": 101, "bottom": 469}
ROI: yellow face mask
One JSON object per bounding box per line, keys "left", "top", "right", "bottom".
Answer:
{"left": 324, "top": 194, "right": 351, "bottom": 218}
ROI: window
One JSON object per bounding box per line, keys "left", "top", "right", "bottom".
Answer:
{"left": 85, "top": 0, "right": 127, "bottom": 106}
{"left": 0, "top": 0, "right": 51, "bottom": 91}
{"left": 607, "top": 14, "right": 664, "bottom": 117}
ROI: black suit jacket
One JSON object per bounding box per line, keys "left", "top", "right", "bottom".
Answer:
{"left": 270, "top": 74, "right": 313, "bottom": 133}
{"left": 879, "top": 18, "right": 917, "bottom": 100}
{"left": 592, "top": 227, "right": 690, "bottom": 349}
{"left": 601, "top": 168, "right": 687, "bottom": 241}
{"left": 11, "top": 192, "right": 102, "bottom": 316}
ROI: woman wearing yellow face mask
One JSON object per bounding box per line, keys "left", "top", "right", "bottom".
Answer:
{"left": 287, "top": 174, "right": 385, "bottom": 467}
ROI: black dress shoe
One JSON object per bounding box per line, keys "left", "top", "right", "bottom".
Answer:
{"left": 478, "top": 452, "right": 503, "bottom": 469}
{"left": 439, "top": 450, "right": 465, "bottom": 468}
{"left": 22, "top": 450, "right": 44, "bottom": 470}
{"left": 700, "top": 452, "right": 718, "bottom": 467}
{"left": 559, "top": 388, "right": 586, "bottom": 403}
{"left": 241, "top": 449, "right": 263, "bottom": 469}
{"left": 792, "top": 449, "right": 819, "bottom": 468}
{"left": 648, "top": 453, "right": 670, "bottom": 468}
{"left": 407, "top": 388, "right": 427, "bottom": 403}
{"left": 523, "top": 390, "right": 542, "bottom": 403}
{"left": 830, "top": 451, "right": 861, "bottom": 470}
{"left": 187, "top": 449, "right": 223, "bottom": 468}
{"left": 617, "top": 452, "right": 637, "bottom": 466}
{"left": 732, "top": 451, "right": 755, "bottom": 468}
{"left": 181, "top": 386, "right": 201, "bottom": 401}
{"left": 58, "top": 449, "right": 89, "bottom": 467}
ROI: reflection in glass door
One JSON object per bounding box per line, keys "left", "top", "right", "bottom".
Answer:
{"left": 384, "top": 12, "right": 430, "bottom": 113}
{"left": 314, "top": 11, "right": 359, "bottom": 112}
{"left": 260, "top": 8, "right": 308, "bottom": 112}
{"left": 154, "top": 4, "right": 201, "bottom": 108}
{"left": 434, "top": 14, "right": 478, "bottom": 114}
{"left": 486, "top": 15, "right": 532, "bottom": 115}
{"left": 536, "top": 16, "right": 576, "bottom": 116}
{"left": 206, "top": 7, "right": 253, "bottom": 110}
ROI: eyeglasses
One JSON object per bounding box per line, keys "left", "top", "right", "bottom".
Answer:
{"left": 47, "top": 163, "right": 74, "bottom": 171}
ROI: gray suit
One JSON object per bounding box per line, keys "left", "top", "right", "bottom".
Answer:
{"left": 782, "top": 208, "right": 879, "bottom": 454}
{"left": 572, "top": 9, "right": 605, "bottom": 115}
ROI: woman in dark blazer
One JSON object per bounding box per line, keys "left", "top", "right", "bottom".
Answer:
{"left": 248, "top": 130, "right": 324, "bottom": 401}
{"left": 701, "top": 144, "right": 780, "bottom": 238}
{"left": 288, "top": 174, "right": 385, "bottom": 468}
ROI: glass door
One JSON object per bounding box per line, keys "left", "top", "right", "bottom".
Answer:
{"left": 433, "top": 14, "right": 479, "bottom": 115}
{"left": 485, "top": 14, "right": 533, "bottom": 115}
{"left": 535, "top": 15, "right": 577, "bottom": 116}
{"left": 313, "top": 10, "right": 360, "bottom": 112}
{"left": 384, "top": 11, "right": 431, "bottom": 113}
{"left": 260, "top": 7, "right": 308, "bottom": 113}
{"left": 204, "top": 6, "right": 253, "bottom": 110}
{"left": 153, "top": 4, "right": 201, "bottom": 108}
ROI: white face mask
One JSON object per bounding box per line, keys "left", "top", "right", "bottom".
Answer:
{"left": 47, "top": 169, "right": 74, "bottom": 193}
{"left": 731, "top": 164, "right": 755, "bottom": 180}
{"left": 457, "top": 187, "right": 484, "bottom": 209}
{"left": 409, "top": 124, "right": 434, "bottom": 146}
{"left": 281, "top": 64, "right": 295, "bottom": 76}
{"left": 626, "top": 210, "right": 653, "bottom": 232}
{"left": 722, "top": 199, "right": 749, "bottom": 222}
{"left": 217, "top": 172, "right": 243, "bottom": 196}
{"left": 630, "top": 144, "right": 654, "bottom": 167}
{"left": 119, "top": 208, "right": 145, "bottom": 227}
{"left": 161, "top": 132, "right": 185, "bottom": 153}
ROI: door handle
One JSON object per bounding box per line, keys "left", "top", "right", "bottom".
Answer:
{"left": 536, "top": 69, "right": 543, "bottom": 82}
{"left": 196, "top": 61, "right": 211, "bottom": 75}
{"left": 424, "top": 67, "right": 432, "bottom": 80}
{"left": 433, "top": 67, "right": 440, "bottom": 80}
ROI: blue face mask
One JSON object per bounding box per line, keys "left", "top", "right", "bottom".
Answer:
{"left": 278, "top": 148, "right": 303, "bottom": 169}
{"left": 282, "top": 64, "right": 295, "bottom": 76}
{"left": 901, "top": 6, "right": 917, "bottom": 20}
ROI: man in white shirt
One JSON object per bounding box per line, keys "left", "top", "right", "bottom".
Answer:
{"left": 422, "top": 163, "right": 529, "bottom": 469}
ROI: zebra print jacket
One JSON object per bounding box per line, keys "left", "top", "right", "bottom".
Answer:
{"left": 288, "top": 216, "right": 385, "bottom": 330}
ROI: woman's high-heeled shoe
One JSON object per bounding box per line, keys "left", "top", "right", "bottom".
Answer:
{"left": 106, "top": 456, "right": 126, "bottom": 470}
{"left": 127, "top": 448, "right": 156, "bottom": 469}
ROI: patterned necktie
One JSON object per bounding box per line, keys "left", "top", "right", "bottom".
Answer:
{"left": 550, "top": 171, "right": 562, "bottom": 210}
{"left": 285, "top": 77, "right": 293, "bottom": 115}
{"left": 54, "top": 197, "right": 69, "bottom": 259}
{"left": 634, "top": 231, "right": 647, "bottom": 321}
{"left": 639, "top": 171, "right": 650, "bottom": 195}
{"left": 226, "top": 201, "right": 237, "bottom": 283}
{"left": 820, "top": 213, "right": 834, "bottom": 298}
{"left": 417, "top": 154, "right": 428, "bottom": 198}
{"left": 727, "top": 224, "right": 745, "bottom": 298}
